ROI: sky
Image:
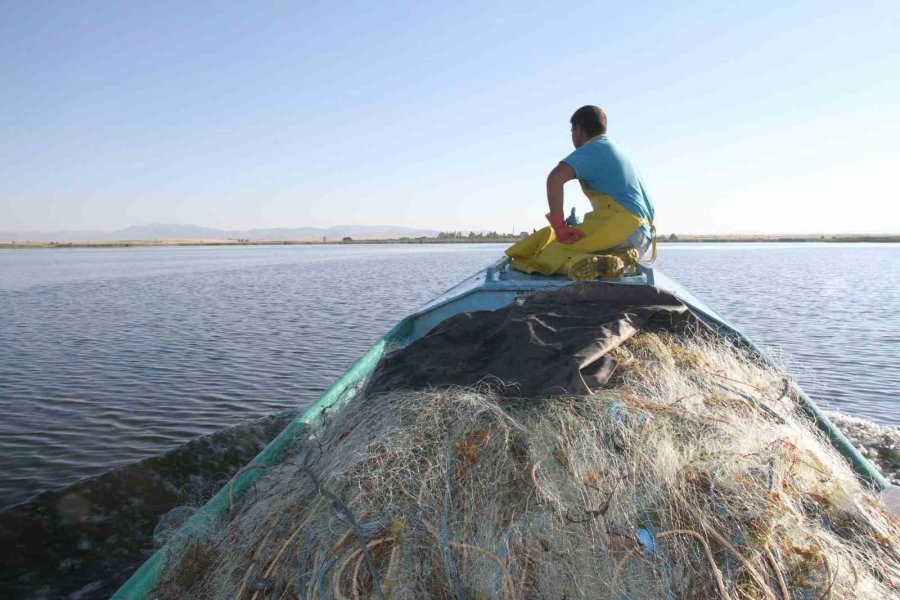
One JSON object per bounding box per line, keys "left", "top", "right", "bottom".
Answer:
{"left": 2, "top": 1, "right": 898, "bottom": 235}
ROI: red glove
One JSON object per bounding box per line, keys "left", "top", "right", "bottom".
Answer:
{"left": 546, "top": 211, "right": 585, "bottom": 244}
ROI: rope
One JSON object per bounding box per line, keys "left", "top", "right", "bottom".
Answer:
{"left": 313, "top": 557, "right": 335, "bottom": 600}
{"left": 233, "top": 512, "right": 280, "bottom": 600}
{"left": 775, "top": 377, "right": 791, "bottom": 406}
{"left": 421, "top": 520, "right": 514, "bottom": 600}
{"left": 228, "top": 463, "right": 267, "bottom": 512}
{"left": 702, "top": 526, "right": 779, "bottom": 600}
{"left": 298, "top": 448, "right": 387, "bottom": 600}
{"left": 529, "top": 461, "right": 565, "bottom": 507}
{"left": 818, "top": 552, "right": 837, "bottom": 600}
{"left": 706, "top": 378, "right": 785, "bottom": 424}
{"left": 251, "top": 521, "right": 306, "bottom": 600}
{"left": 331, "top": 537, "right": 393, "bottom": 600}
{"left": 352, "top": 550, "right": 365, "bottom": 600}
{"left": 657, "top": 530, "right": 730, "bottom": 599}
{"left": 296, "top": 533, "right": 315, "bottom": 599}
{"left": 764, "top": 545, "right": 789, "bottom": 600}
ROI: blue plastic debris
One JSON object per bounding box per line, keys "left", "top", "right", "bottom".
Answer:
{"left": 637, "top": 527, "right": 655, "bottom": 555}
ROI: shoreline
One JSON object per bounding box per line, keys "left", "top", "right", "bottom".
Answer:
{"left": 2, "top": 233, "right": 898, "bottom": 249}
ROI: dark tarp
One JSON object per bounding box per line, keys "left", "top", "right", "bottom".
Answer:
{"left": 365, "top": 282, "right": 707, "bottom": 398}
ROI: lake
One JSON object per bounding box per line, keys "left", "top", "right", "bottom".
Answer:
{"left": 1, "top": 242, "right": 899, "bottom": 598}
{"left": 1, "top": 242, "right": 898, "bottom": 511}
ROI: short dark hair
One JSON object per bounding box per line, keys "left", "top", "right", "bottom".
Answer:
{"left": 570, "top": 105, "right": 607, "bottom": 136}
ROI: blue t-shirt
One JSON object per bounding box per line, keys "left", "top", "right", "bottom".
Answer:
{"left": 562, "top": 136, "right": 655, "bottom": 228}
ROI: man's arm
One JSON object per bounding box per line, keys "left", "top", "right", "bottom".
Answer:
{"left": 546, "top": 162, "right": 577, "bottom": 215}
{"left": 545, "top": 162, "right": 583, "bottom": 244}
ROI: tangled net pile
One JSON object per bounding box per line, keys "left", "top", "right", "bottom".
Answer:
{"left": 158, "top": 332, "right": 900, "bottom": 599}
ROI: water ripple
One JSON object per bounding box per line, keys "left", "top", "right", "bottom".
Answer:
{"left": 658, "top": 243, "right": 900, "bottom": 427}
{"left": 0, "top": 243, "right": 898, "bottom": 512}
{"left": 0, "top": 244, "right": 504, "bottom": 509}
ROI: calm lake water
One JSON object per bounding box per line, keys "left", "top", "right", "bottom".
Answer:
{"left": 1, "top": 243, "right": 898, "bottom": 511}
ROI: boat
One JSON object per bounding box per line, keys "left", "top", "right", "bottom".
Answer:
{"left": 112, "top": 257, "right": 894, "bottom": 599}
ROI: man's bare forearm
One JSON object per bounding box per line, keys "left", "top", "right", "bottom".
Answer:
{"left": 546, "top": 162, "right": 576, "bottom": 215}
{"left": 547, "top": 179, "right": 564, "bottom": 215}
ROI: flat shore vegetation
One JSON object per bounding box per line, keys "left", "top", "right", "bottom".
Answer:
{"left": 2, "top": 234, "right": 898, "bottom": 249}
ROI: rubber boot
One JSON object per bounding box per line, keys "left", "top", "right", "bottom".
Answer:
{"left": 567, "top": 254, "right": 625, "bottom": 281}
{"left": 610, "top": 248, "right": 640, "bottom": 275}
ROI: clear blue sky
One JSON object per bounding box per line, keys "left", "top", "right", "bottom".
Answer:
{"left": 2, "top": 1, "right": 898, "bottom": 235}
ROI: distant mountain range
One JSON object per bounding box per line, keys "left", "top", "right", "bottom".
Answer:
{"left": 0, "top": 223, "right": 442, "bottom": 242}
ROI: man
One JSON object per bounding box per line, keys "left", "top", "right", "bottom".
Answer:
{"left": 506, "top": 105, "right": 656, "bottom": 279}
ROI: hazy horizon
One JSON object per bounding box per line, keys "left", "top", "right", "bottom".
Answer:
{"left": 3, "top": 2, "right": 899, "bottom": 235}
{"left": 2, "top": 221, "right": 897, "bottom": 242}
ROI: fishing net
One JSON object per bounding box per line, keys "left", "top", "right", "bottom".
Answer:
{"left": 155, "top": 331, "right": 900, "bottom": 599}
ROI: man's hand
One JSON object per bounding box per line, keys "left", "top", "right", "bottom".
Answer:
{"left": 546, "top": 211, "right": 585, "bottom": 244}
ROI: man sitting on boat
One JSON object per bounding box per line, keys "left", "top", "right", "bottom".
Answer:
{"left": 506, "top": 105, "right": 657, "bottom": 279}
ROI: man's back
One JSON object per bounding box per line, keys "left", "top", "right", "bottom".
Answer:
{"left": 561, "top": 136, "right": 655, "bottom": 226}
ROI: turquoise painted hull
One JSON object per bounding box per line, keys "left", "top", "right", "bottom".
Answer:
{"left": 112, "top": 257, "right": 888, "bottom": 599}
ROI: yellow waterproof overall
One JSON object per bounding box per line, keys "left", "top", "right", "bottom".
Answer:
{"left": 505, "top": 188, "right": 655, "bottom": 276}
